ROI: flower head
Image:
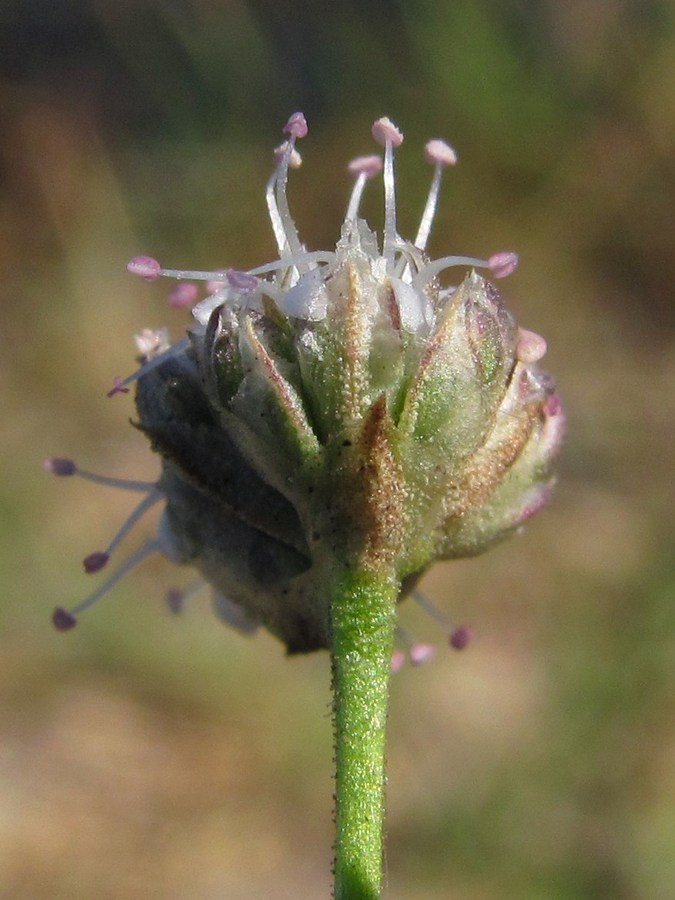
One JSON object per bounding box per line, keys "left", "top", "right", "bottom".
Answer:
{"left": 47, "top": 114, "right": 564, "bottom": 654}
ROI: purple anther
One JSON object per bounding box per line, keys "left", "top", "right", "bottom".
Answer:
{"left": 273, "top": 142, "right": 302, "bottom": 169}
{"left": 390, "top": 648, "right": 406, "bottom": 673}
{"left": 127, "top": 255, "right": 161, "bottom": 281}
{"left": 53, "top": 607, "right": 77, "bottom": 631}
{"left": 166, "top": 588, "right": 183, "bottom": 614}
{"left": 409, "top": 642, "right": 435, "bottom": 666}
{"left": 488, "top": 252, "right": 519, "bottom": 279}
{"left": 167, "top": 282, "right": 198, "bottom": 309}
{"left": 284, "top": 112, "right": 308, "bottom": 139}
{"left": 371, "top": 117, "right": 403, "bottom": 148}
{"left": 83, "top": 551, "right": 109, "bottom": 574}
{"left": 107, "top": 376, "right": 130, "bottom": 398}
{"left": 544, "top": 393, "right": 562, "bottom": 417}
{"left": 348, "top": 155, "right": 383, "bottom": 179}
{"left": 424, "top": 139, "right": 457, "bottom": 167}
{"left": 449, "top": 625, "right": 473, "bottom": 651}
{"left": 43, "top": 457, "right": 77, "bottom": 477}
{"left": 516, "top": 328, "right": 547, "bottom": 364}
{"left": 226, "top": 268, "right": 259, "bottom": 291}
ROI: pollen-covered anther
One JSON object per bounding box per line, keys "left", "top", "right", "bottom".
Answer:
{"left": 516, "top": 327, "right": 547, "bottom": 364}
{"left": 488, "top": 251, "right": 519, "bottom": 278}
{"left": 371, "top": 117, "right": 403, "bottom": 147}
{"left": 284, "top": 112, "right": 308, "bottom": 139}
{"left": 83, "top": 551, "right": 109, "bottom": 574}
{"left": 167, "top": 282, "right": 199, "bottom": 309}
{"left": 424, "top": 139, "right": 457, "bottom": 167}
{"left": 449, "top": 625, "right": 474, "bottom": 651}
{"left": 127, "top": 255, "right": 161, "bottom": 281}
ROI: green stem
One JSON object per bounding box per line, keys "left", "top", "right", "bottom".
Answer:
{"left": 330, "top": 565, "right": 399, "bottom": 900}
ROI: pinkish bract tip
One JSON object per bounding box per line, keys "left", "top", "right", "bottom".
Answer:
{"left": 284, "top": 112, "right": 308, "bottom": 139}
{"left": 83, "top": 551, "right": 109, "bottom": 574}
{"left": 127, "top": 255, "right": 161, "bottom": 281}
{"left": 424, "top": 139, "right": 457, "bottom": 167}
{"left": 348, "top": 155, "right": 383, "bottom": 179}
{"left": 371, "top": 117, "right": 403, "bottom": 148}
{"left": 449, "top": 625, "right": 473, "bottom": 650}
{"left": 488, "top": 252, "right": 519, "bottom": 279}
{"left": 53, "top": 607, "right": 77, "bottom": 631}
{"left": 43, "top": 457, "right": 76, "bottom": 477}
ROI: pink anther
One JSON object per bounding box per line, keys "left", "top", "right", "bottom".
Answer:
{"left": 127, "top": 255, "right": 161, "bottom": 281}
{"left": 348, "top": 155, "right": 383, "bottom": 178}
{"left": 409, "top": 643, "right": 435, "bottom": 666}
{"left": 424, "top": 139, "right": 457, "bottom": 167}
{"left": 167, "top": 282, "right": 199, "bottom": 309}
{"left": 226, "top": 269, "right": 259, "bottom": 291}
{"left": 107, "top": 376, "right": 130, "bottom": 398}
{"left": 488, "top": 252, "right": 519, "bottom": 279}
{"left": 371, "top": 117, "right": 403, "bottom": 148}
{"left": 284, "top": 112, "right": 308, "bottom": 139}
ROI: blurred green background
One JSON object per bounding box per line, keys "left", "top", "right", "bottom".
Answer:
{"left": 1, "top": 1, "right": 674, "bottom": 897}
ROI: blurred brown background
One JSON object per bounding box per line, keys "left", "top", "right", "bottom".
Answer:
{"left": 1, "top": 1, "right": 674, "bottom": 897}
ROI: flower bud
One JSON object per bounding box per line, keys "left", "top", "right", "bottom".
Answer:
{"left": 57, "top": 116, "right": 564, "bottom": 652}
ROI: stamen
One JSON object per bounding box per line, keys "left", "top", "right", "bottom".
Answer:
{"left": 487, "top": 252, "right": 519, "bottom": 278}
{"left": 412, "top": 589, "right": 474, "bottom": 653}
{"left": 371, "top": 117, "right": 403, "bottom": 270}
{"left": 266, "top": 144, "right": 302, "bottom": 256}
{"left": 127, "top": 256, "right": 161, "bottom": 280}
{"left": 273, "top": 114, "right": 308, "bottom": 268}
{"left": 415, "top": 139, "right": 457, "bottom": 253}
{"left": 412, "top": 255, "right": 490, "bottom": 290}
{"left": 107, "top": 377, "right": 130, "bottom": 397}
{"left": 396, "top": 624, "right": 436, "bottom": 667}
{"left": 43, "top": 458, "right": 159, "bottom": 493}
{"left": 346, "top": 155, "right": 383, "bottom": 221}
{"left": 82, "top": 488, "right": 163, "bottom": 574}
{"left": 53, "top": 537, "right": 161, "bottom": 629}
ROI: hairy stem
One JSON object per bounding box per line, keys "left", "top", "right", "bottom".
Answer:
{"left": 330, "top": 566, "right": 399, "bottom": 900}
